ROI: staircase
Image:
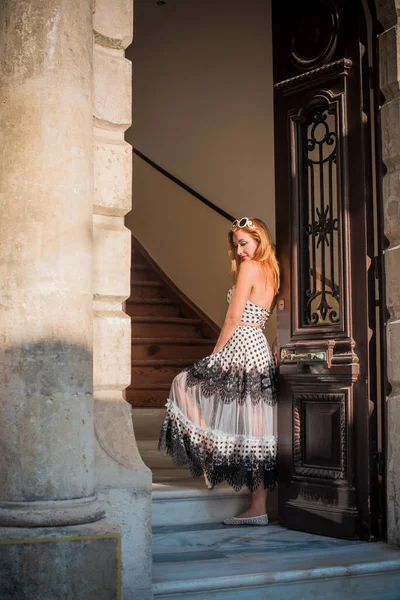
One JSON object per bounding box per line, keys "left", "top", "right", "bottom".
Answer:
{"left": 128, "top": 237, "right": 400, "bottom": 600}
{"left": 126, "top": 238, "right": 218, "bottom": 408}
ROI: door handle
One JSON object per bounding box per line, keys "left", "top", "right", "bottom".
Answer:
{"left": 280, "top": 349, "right": 327, "bottom": 362}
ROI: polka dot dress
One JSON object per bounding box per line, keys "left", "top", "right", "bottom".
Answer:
{"left": 158, "top": 287, "right": 278, "bottom": 492}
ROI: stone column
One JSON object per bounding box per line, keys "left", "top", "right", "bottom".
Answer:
{"left": 0, "top": 1, "right": 120, "bottom": 597}
{"left": 92, "top": 1, "right": 153, "bottom": 598}
{"left": 0, "top": 0, "right": 102, "bottom": 527}
{"left": 377, "top": 1, "right": 400, "bottom": 546}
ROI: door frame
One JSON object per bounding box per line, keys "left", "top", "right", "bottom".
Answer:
{"left": 271, "top": 0, "right": 388, "bottom": 540}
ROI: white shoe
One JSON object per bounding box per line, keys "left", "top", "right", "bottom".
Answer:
{"left": 204, "top": 473, "right": 214, "bottom": 490}
{"left": 222, "top": 514, "right": 269, "bottom": 526}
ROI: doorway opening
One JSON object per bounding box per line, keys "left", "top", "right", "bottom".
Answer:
{"left": 125, "top": 0, "right": 387, "bottom": 543}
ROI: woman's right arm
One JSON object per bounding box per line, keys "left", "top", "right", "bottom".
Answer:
{"left": 212, "top": 261, "right": 257, "bottom": 354}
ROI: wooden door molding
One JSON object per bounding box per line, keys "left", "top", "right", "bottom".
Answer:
{"left": 275, "top": 58, "right": 352, "bottom": 94}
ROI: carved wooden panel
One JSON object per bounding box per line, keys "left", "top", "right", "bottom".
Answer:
{"left": 288, "top": 82, "right": 350, "bottom": 337}
{"left": 291, "top": 0, "right": 340, "bottom": 69}
{"left": 293, "top": 392, "right": 346, "bottom": 479}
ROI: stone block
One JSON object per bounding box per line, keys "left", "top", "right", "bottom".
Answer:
{"left": 93, "top": 218, "right": 131, "bottom": 301}
{"left": 382, "top": 168, "right": 400, "bottom": 245}
{"left": 94, "top": 0, "right": 133, "bottom": 50}
{"left": 387, "top": 393, "right": 400, "bottom": 546}
{"left": 94, "top": 136, "right": 132, "bottom": 216}
{"left": 95, "top": 392, "right": 146, "bottom": 472}
{"left": 381, "top": 98, "right": 400, "bottom": 246}
{"left": 94, "top": 397, "right": 153, "bottom": 597}
{"left": 97, "top": 487, "right": 153, "bottom": 600}
{"left": 94, "top": 310, "right": 131, "bottom": 390}
{"left": 387, "top": 320, "right": 400, "bottom": 393}
{"left": 379, "top": 26, "right": 400, "bottom": 101}
{"left": 0, "top": 521, "right": 121, "bottom": 600}
{"left": 94, "top": 45, "right": 132, "bottom": 130}
{"left": 381, "top": 95, "right": 400, "bottom": 169}
{"left": 376, "top": 0, "right": 400, "bottom": 31}
{"left": 385, "top": 246, "right": 400, "bottom": 319}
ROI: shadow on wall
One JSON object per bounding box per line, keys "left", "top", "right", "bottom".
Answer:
{"left": 126, "top": 154, "right": 231, "bottom": 327}
{"left": 0, "top": 341, "right": 94, "bottom": 502}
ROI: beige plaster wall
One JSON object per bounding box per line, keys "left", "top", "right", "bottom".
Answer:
{"left": 126, "top": 156, "right": 276, "bottom": 343}
{"left": 128, "top": 155, "right": 231, "bottom": 325}
{"left": 125, "top": 0, "right": 276, "bottom": 339}
{"left": 126, "top": 0, "right": 274, "bottom": 221}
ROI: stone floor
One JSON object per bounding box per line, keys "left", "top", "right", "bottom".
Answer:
{"left": 152, "top": 522, "right": 400, "bottom": 599}
{"left": 137, "top": 416, "right": 400, "bottom": 599}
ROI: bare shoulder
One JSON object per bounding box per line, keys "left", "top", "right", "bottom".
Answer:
{"left": 238, "top": 260, "right": 259, "bottom": 276}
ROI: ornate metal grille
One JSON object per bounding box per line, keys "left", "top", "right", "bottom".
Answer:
{"left": 300, "top": 107, "right": 340, "bottom": 326}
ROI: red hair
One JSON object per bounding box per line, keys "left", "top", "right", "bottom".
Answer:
{"left": 227, "top": 217, "right": 280, "bottom": 295}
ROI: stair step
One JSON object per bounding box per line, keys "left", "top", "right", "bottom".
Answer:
{"left": 137, "top": 439, "right": 188, "bottom": 470}
{"left": 131, "top": 250, "right": 148, "bottom": 266}
{"left": 131, "top": 316, "right": 202, "bottom": 338}
{"left": 132, "top": 407, "right": 168, "bottom": 440}
{"left": 152, "top": 523, "right": 400, "bottom": 599}
{"left": 132, "top": 359, "right": 192, "bottom": 384}
{"left": 126, "top": 298, "right": 180, "bottom": 317}
{"left": 151, "top": 469, "right": 254, "bottom": 527}
{"left": 131, "top": 281, "right": 171, "bottom": 299}
{"left": 131, "top": 338, "right": 216, "bottom": 360}
{"left": 126, "top": 384, "right": 170, "bottom": 407}
{"left": 131, "top": 263, "right": 152, "bottom": 271}
{"left": 133, "top": 359, "right": 194, "bottom": 366}
{"left": 131, "top": 263, "right": 160, "bottom": 281}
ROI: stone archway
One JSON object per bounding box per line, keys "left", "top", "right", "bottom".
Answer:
{"left": 374, "top": 0, "right": 400, "bottom": 546}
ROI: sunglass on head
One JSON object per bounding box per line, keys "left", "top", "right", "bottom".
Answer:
{"left": 231, "top": 217, "right": 256, "bottom": 230}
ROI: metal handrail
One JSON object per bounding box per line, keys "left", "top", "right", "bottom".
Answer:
{"left": 132, "top": 147, "right": 235, "bottom": 223}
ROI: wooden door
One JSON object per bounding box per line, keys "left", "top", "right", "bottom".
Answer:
{"left": 273, "top": 0, "right": 383, "bottom": 540}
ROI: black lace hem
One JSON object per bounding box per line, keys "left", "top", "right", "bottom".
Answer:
{"left": 185, "top": 357, "right": 278, "bottom": 406}
{"left": 158, "top": 404, "right": 278, "bottom": 493}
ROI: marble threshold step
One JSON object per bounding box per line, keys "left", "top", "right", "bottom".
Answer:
{"left": 138, "top": 439, "right": 187, "bottom": 470}
{"left": 152, "top": 523, "right": 400, "bottom": 600}
{"left": 151, "top": 468, "right": 279, "bottom": 528}
{"left": 132, "top": 407, "right": 166, "bottom": 440}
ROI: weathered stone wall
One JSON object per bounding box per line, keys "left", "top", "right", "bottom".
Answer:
{"left": 376, "top": 0, "right": 400, "bottom": 546}
{"left": 1, "top": 523, "right": 121, "bottom": 600}
{"left": 92, "top": 1, "right": 153, "bottom": 597}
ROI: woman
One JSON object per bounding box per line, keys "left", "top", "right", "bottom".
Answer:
{"left": 158, "top": 217, "right": 279, "bottom": 525}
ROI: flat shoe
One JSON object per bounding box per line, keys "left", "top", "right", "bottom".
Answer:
{"left": 204, "top": 473, "right": 214, "bottom": 490}
{"left": 222, "top": 514, "right": 269, "bottom": 526}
